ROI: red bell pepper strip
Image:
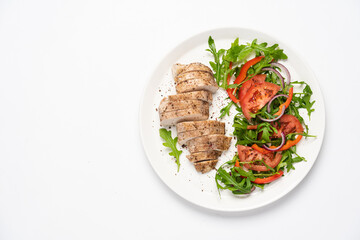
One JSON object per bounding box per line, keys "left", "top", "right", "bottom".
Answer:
{"left": 251, "top": 144, "right": 271, "bottom": 154}
{"left": 274, "top": 87, "right": 293, "bottom": 116}
{"left": 234, "top": 56, "right": 264, "bottom": 84}
{"left": 274, "top": 135, "right": 302, "bottom": 151}
{"left": 247, "top": 125, "right": 258, "bottom": 130}
{"left": 252, "top": 170, "right": 284, "bottom": 184}
{"left": 226, "top": 62, "right": 240, "bottom": 103}
{"left": 252, "top": 134, "right": 303, "bottom": 153}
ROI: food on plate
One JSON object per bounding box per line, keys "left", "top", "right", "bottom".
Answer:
{"left": 176, "top": 78, "right": 219, "bottom": 93}
{"left": 177, "top": 120, "right": 229, "bottom": 173}
{"left": 207, "top": 36, "right": 316, "bottom": 195}
{"left": 158, "top": 62, "right": 231, "bottom": 173}
{"left": 172, "top": 62, "right": 212, "bottom": 77}
{"left": 167, "top": 90, "right": 213, "bottom": 103}
{"left": 186, "top": 150, "right": 222, "bottom": 163}
{"left": 238, "top": 74, "right": 266, "bottom": 102}
{"left": 159, "top": 99, "right": 209, "bottom": 114}
{"left": 159, "top": 104, "right": 209, "bottom": 126}
{"left": 186, "top": 134, "right": 231, "bottom": 153}
{"left": 176, "top": 120, "right": 223, "bottom": 133}
{"left": 175, "top": 71, "right": 214, "bottom": 83}
{"left": 194, "top": 159, "right": 219, "bottom": 174}
{"left": 177, "top": 125, "right": 225, "bottom": 145}
{"left": 237, "top": 145, "right": 282, "bottom": 172}
{"left": 240, "top": 82, "right": 281, "bottom": 120}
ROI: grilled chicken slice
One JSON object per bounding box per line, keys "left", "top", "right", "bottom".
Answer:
{"left": 186, "top": 134, "right": 231, "bottom": 153}
{"left": 159, "top": 99, "right": 209, "bottom": 114}
{"left": 187, "top": 151, "right": 222, "bottom": 163}
{"left": 176, "top": 78, "right": 219, "bottom": 94}
{"left": 167, "top": 91, "right": 212, "bottom": 104}
{"left": 178, "top": 125, "right": 225, "bottom": 145}
{"left": 159, "top": 105, "right": 209, "bottom": 126}
{"left": 174, "top": 71, "right": 214, "bottom": 84}
{"left": 176, "top": 120, "right": 224, "bottom": 133}
{"left": 194, "top": 159, "right": 218, "bottom": 173}
{"left": 172, "top": 62, "right": 212, "bottom": 78}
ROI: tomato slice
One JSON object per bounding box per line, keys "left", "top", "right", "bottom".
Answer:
{"left": 239, "top": 74, "right": 266, "bottom": 102}
{"left": 272, "top": 114, "right": 304, "bottom": 138}
{"left": 240, "top": 82, "right": 280, "bottom": 120}
{"left": 237, "top": 145, "right": 282, "bottom": 172}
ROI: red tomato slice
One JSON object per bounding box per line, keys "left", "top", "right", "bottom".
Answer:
{"left": 272, "top": 114, "right": 304, "bottom": 138}
{"left": 239, "top": 74, "right": 266, "bottom": 102}
{"left": 240, "top": 82, "right": 280, "bottom": 120}
{"left": 237, "top": 145, "right": 282, "bottom": 172}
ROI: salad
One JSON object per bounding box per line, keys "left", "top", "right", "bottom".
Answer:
{"left": 206, "top": 36, "right": 315, "bottom": 195}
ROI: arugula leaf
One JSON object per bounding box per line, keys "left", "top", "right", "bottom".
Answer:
{"left": 224, "top": 38, "right": 253, "bottom": 63}
{"left": 291, "top": 81, "right": 316, "bottom": 119}
{"left": 215, "top": 167, "right": 254, "bottom": 195}
{"left": 206, "top": 36, "right": 228, "bottom": 88}
{"left": 277, "top": 147, "right": 306, "bottom": 172}
{"left": 159, "top": 128, "right": 182, "bottom": 172}
{"left": 257, "top": 122, "right": 278, "bottom": 143}
{"left": 232, "top": 167, "right": 256, "bottom": 181}
{"left": 219, "top": 101, "right": 234, "bottom": 119}
{"left": 249, "top": 39, "right": 288, "bottom": 60}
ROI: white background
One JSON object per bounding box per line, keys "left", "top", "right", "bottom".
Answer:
{"left": 0, "top": 0, "right": 359, "bottom": 239}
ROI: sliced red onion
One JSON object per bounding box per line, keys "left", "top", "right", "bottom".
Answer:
{"left": 263, "top": 132, "right": 285, "bottom": 151}
{"left": 262, "top": 67, "right": 285, "bottom": 89}
{"left": 271, "top": 62, "right": 291, "bottom": 85}
{"left": 267, "top": 94, "right": 289, "bottom": 112}
{"left": 258, "top": 104, "right": 285, "bottom": 122}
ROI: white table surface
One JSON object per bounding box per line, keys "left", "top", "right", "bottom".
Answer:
{"left": 0, "top": 0, "right": 359, "bottom": 239}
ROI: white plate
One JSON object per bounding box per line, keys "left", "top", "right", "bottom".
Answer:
{"left": 139, "top": 28, "right": 325, "bottom": 212}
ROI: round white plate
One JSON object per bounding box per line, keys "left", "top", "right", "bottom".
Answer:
{"left": 139, "top": 28, "right": 325, "bottom": 212}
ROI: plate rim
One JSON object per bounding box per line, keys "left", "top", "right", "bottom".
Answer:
{"left": 139, "top": 27, "right": 326, "bottom": 212}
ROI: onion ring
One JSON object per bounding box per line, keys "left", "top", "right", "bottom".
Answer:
{"left": 258, "top": 104, "right": 285, "bottom": 122}
{"left": 262, "top": 67, "right": 285, "bottom": 89}
{"left": 271, "top": 62, "right": 291, "bottom": 85}
{"left": 267, "top": 94, "right": 289, "bottom": 112}
{"left": 263, "top": 132, "right": 285, "bottom": 151}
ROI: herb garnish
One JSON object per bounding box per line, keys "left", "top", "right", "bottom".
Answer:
{"left": 159, "top": 128, "right": 182, "bottom": 172}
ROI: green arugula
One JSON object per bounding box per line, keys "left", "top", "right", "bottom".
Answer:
{"left": 159, "top": 128, "right": 182, "bottom": 172}
{"left": 219, "top": 100, "right": 242, "bottom": 119}
{"left": 277, "top": 146, "right": 306, "bottom": 172}
{"left": 215, "top": 159, "right": 255, "bottom": 196}
{"left": 224, "top": 38, "right": 253, "bottom": 63}
{"left": 249, "top": 39, "right": 288, "bottom": 60}
{"left": 219, "top": 101, "right": 234, "bottom": 119}
{"left": 206, "top": 36, "right": 229, "bottom": 88}
{"left": 291, "top": 81, "right": 316, "bottom": 118}
{"left": 232, "top": 114, "right": 281, "bottom": 146}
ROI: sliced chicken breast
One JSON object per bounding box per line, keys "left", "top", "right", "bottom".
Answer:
{"left": 187, "top": 151, "right": 222, "bottom": 163}
{"left": 186, "top": 134, "right": 232, "bottom": 153}
{"left": 178, "top": 125, "right": 225, "bottom": 145}
{"left": 159, "top": 105, "right": 209, "bottom": 126}
{"left": 176, "top": 120, "right": 224, "bottom": 133}
{"left": 167, "top": 91, "right": 212, "bottom": 104}
{"left": 194, "top": 159, "right": 218, "bottom": 173}
{"left": 174, "top": 71, "right": 214, "bottom": 84}
{"left": 159, "top": 99, "right": 209, "bottom": 114}
{"left": 172, "top": 62, "right": 212, "bottom": 78}
{"left": 176, "top": 78, "right": 219, "bottom": 94}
